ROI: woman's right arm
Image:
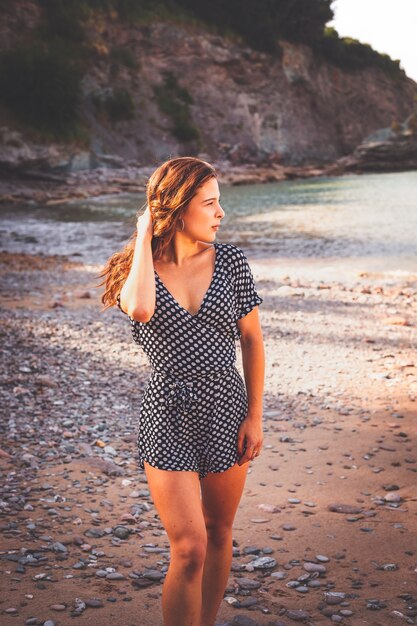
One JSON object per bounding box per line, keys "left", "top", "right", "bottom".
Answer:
{"left": 118, "top": 207, "right": 155, "bottom": 322}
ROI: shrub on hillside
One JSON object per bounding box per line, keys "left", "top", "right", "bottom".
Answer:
{"left": 153, "top": 71, "right": 200, "bottom": 143}
{"left": 0, "top": 42, "right": 82, "bottom": 137}
{"left": 92, "top": 88, "right": 136, "bottom": 122}
{"left": 314, "top": 27, "right": 405, "bottom": 76}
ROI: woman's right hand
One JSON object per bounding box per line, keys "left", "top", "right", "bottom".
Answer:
{"left": 136, "top": 205, "right": 154, "bottom": 239}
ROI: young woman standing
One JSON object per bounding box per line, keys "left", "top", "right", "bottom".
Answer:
{"left": 100, "top": 156, "right": 265, "bottom": 626}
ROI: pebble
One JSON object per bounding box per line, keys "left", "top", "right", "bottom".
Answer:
{"left": 236, "top": 577, "right": 262, "bottom": 590}
{"left": 230, "top": 615, "right": 260, "bottom": 626}
{"left": 325, "top": 591, "right": 347, "bottom": 605}
{"left": 113, "top": 526, "right": 131, "bottom": 539}
{"left": 384, "top": 492, "right": 402, "bottom": 502}
{"left": 85, "top": 598, "right": 104, "bottom": 607}
{"left": 304, "top": 562, "right": 326, "bottom": 573}
{"left": 328, "top": 503, "right": 363, "bottom": 514}
{"left": 247, "top": 556, "right": 277, "bottom": 569}
{"left": 106, "top": 572, "right": 125, "bottom": 580}
{"left": 285, "top": 609, "right": 310, "bottom": 621}
{"left": 257, "top": 503, "right": 280, "bottom": 513}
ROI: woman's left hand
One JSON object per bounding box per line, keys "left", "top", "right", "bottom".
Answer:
{"left": 236, "top": 415, "right": 263, "bottom": 466}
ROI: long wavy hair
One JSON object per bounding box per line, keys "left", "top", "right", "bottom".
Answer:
{"left": 97, "top": 156, "right": 217, "bottom": 311}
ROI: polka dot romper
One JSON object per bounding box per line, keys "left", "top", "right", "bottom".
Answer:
{"left": 116, "top": 242, "right": 263, "bottom": 480}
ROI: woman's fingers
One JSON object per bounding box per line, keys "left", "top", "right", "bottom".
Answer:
{"left": 237, "top": 436, "right": 261, "bottom": 466}
{"left": 237, "top": 430, "right": 245, "bottom": 457}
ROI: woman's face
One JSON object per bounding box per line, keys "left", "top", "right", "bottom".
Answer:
{"left": 182, "top": 177, "right": 225, "bottom": 242}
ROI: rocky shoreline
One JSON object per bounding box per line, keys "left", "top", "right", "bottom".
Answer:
{"left": 0, "top": 160, "right": 337, "bottom": 207}
{"left": 1, "top": 130, "right": 416, "bottom": 206}
{"left": 1, "top": 249, "right": 416, "bottom": 625}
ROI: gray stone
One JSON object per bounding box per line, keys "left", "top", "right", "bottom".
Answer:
{"left": 248, "top": 556, "right": 277, "bottom": 569}
{"left": 328, "top": 503, "right": 363, "bottom": 514}
{"left": 106, "top": 572, "right": 125, "bottom": 580}
{"left": 113, "top": 526, "right": 131, "bottom": 539}
{"left": 51, "top": 542, "right": 68, "bottom": 553}
{"left": 236, "top": 577, "right": 262, "bottom": 590}
{"left": 142, "top": 569, "right": 165, "bottom": 580}
{"left": 85, "top": 598, "right": 104, "bottom": 608}
{"left": 231, "top": 615, "right": 259, "bottom": 626}
{"left": 325, "top": 591, "right": 346, "bottom": 605}
{"left": 285, "top": 609, "right": 310, "bottom": 621}
{"left": 303, "top": 562, "right": 326, "bottom": 573}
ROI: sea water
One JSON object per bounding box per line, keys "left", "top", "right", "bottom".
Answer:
{"left": 0, "top": 170, "right": 416, "bottom": 280}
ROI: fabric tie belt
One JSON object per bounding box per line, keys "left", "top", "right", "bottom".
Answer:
{"left": 151, "top": 365, "right": 235, "bottom": 426}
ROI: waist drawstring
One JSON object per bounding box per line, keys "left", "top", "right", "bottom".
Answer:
{"left": 164, "top": 380, "right": 197, "bottom": 416}
{"left": 151, "top": 365, "right": 235, "bottom": 429}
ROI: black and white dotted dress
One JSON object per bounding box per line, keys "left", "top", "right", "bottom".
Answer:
{"left": 117, "top": 242, "right": 263, "bottom": 480}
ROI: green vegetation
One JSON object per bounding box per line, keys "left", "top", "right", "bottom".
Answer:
{"left": 313, "top": 27, "right": 405, "bottom": 77}
{"left": 92, "top": 88, "right": 136, "bottom": 122}
{"left": 109, "top": 46, "right": 140, "bottom": 79}
{"left": 173, "top": 0, "right": 333, "bottom": 53}
{"left": 110, "top": 47, "right": 139, "bottom": 71}
{"left": 37, "top": 0, "right": 404, "bottom": 78}
{"left": 0, "top": 41, "right": 83, "bottom": 138}
{"left": 153, "top": 71, "right": 201, "bottom": 143}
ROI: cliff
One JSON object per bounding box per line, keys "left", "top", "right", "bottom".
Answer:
{"left": 0, "top": 2, "right": 416, "bottom": 175}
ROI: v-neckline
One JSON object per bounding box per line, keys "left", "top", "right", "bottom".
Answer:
{"left": 154, "top": 243, "right": 219, "bottom": 319}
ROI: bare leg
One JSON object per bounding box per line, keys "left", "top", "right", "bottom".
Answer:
{"left": 200, "top": 461, "right": 249, "bottom": 626}
{"left": 144, "top": 461, "right": 207, "bottom": 626}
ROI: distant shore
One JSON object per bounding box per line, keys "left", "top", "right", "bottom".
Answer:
{"left": 0, "top": 158, "right": 353, "bottom": 207}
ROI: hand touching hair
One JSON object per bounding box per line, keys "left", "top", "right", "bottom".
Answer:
{"left": 97, "top": 156, "right": 217, "bottom": 311}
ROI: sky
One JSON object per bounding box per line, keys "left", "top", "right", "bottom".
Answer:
{"left": 328, "top": 0, "right": 417, "bottom": 83}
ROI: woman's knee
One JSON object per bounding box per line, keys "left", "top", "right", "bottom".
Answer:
{"left": 205, "top": 521, "right": 233, "bottom": 549}
{"left": 170, "top": 535, "right": 207, "bottom": 578}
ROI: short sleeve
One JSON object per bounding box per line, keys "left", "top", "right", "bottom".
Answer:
{"left": 116, "top": 292, "right": 128, "bottom": 315}
{"left": 232, "top": 247, "right": 263, "bottom": 321}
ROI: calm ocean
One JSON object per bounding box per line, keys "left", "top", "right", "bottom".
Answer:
{"left": 1, "top": 170, "right": 416, "bottom": 276}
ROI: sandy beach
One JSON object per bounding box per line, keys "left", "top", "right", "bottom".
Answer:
{"left": 1, "top": 249, "right": 416, "bottom": 626}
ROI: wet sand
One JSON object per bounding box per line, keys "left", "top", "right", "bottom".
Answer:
{"left": 0, "top": 251, "right": 416, "bottom": 626}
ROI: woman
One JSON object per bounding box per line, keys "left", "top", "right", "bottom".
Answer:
{"left": 99, "top": 156, "right": 265, "bottom": 626}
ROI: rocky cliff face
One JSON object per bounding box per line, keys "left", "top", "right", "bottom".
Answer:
{"left": 0, "top": 6, "right": 416, "bottom": 173}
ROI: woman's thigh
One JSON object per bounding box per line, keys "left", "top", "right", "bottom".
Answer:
{"left": 200, "top": 461, "right": 249, "bottom": 528}
{"left": 143, "top": 461, "right": 206, "bottom": 544}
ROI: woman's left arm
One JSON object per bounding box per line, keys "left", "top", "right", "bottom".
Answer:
{"left": 236, "top": 306, "right": 265, "bottom": 465}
